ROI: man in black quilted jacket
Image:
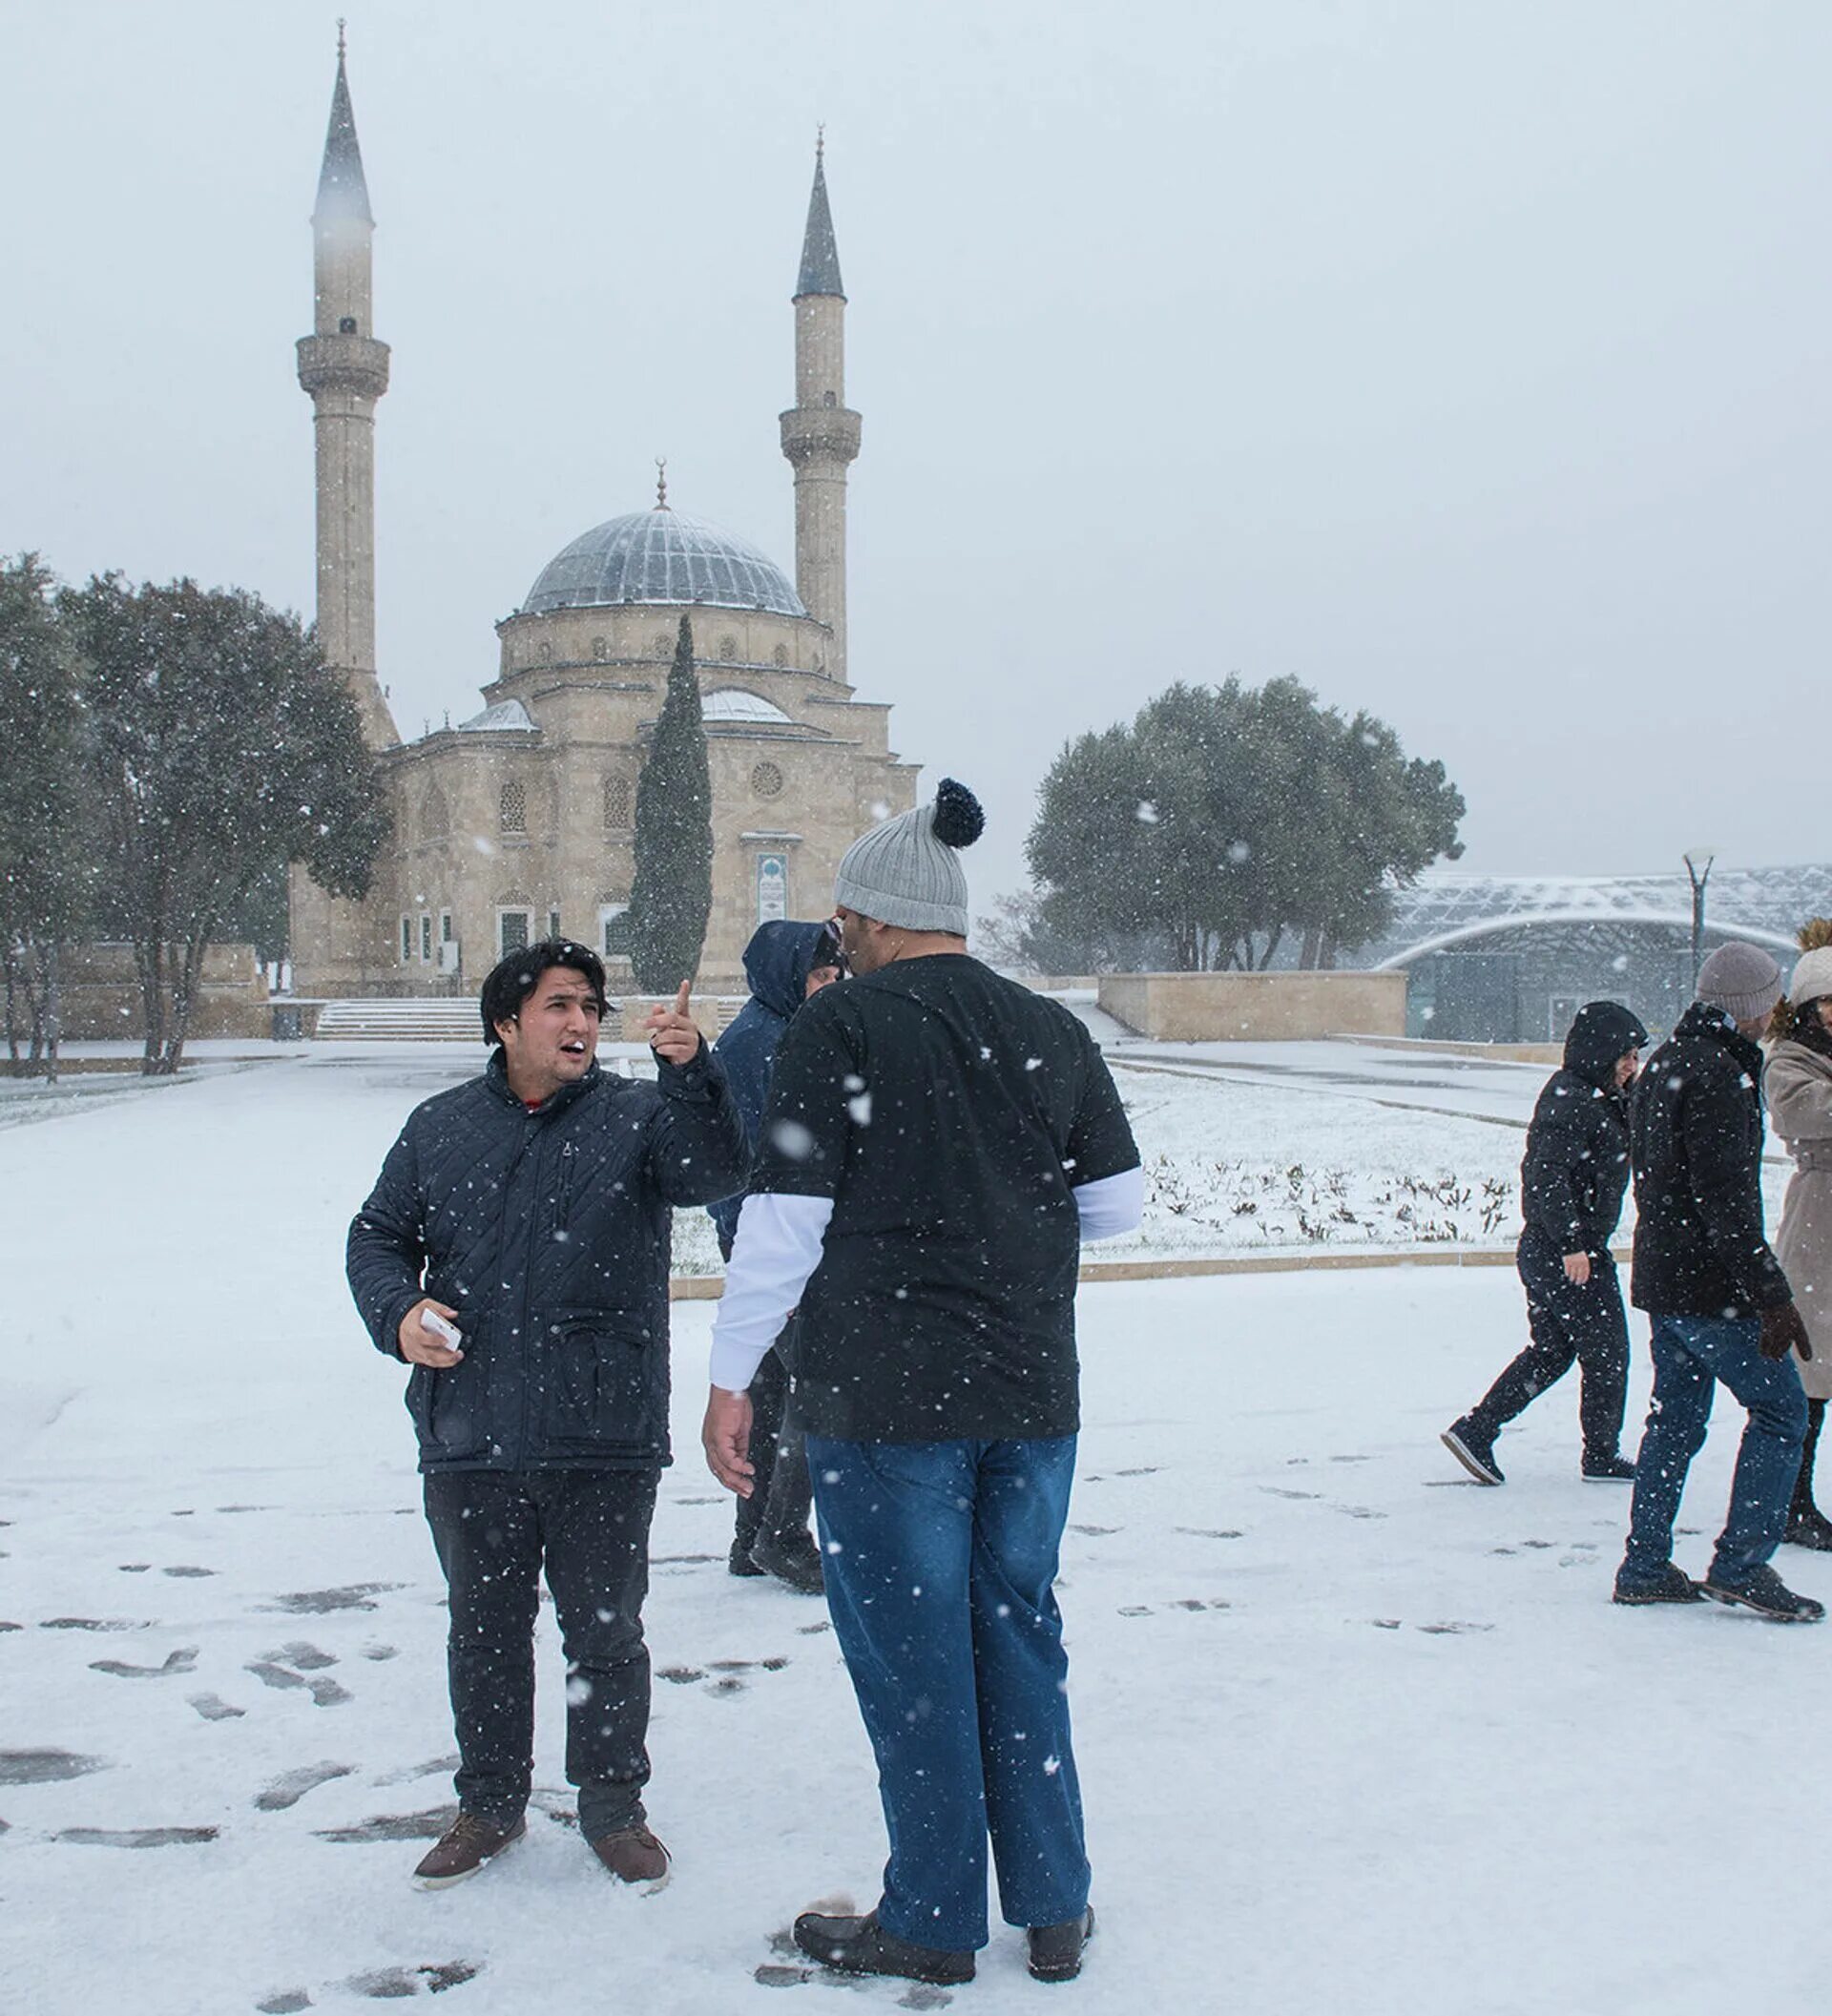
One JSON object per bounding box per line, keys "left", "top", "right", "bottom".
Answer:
{"left": 1443, "top": 1000, "right": 1649, "bottom": 1486}
{"left": 346, "top": 940, "right": 747, "bottom": 1887}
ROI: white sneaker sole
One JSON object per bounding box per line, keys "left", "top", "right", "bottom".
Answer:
{"left": 1441, "top": 1429, "right": 1503, "bottom": 1486}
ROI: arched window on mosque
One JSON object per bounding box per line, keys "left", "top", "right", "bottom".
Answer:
{"left": 422, "top": 783, "right": 449, "bottom": 840}
{"left": 500, "top": 781, "right": 528, "bottom": 835}
{"left": 602, "top": 775, "right": 633, "bottom": 829}
{"left": 773, "top": 644, "right": 790, "bottom": 668}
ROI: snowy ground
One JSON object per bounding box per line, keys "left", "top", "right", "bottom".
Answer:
{"left": 6, "top": 1052, "right": 1826, "bottom": 2013}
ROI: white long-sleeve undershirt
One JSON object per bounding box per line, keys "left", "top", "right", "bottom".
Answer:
{"left": 708, "top": 1193, "right": 833, "bottom": 1394}
{"left": 1074, "top": 1163, "right": 1146, "bottom": 1241}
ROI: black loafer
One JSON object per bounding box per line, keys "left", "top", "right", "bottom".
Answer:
{"left": 792, "top": 1909, "right": 974, "bottom": 1985}
{"left": 1029, "top": 1906, "right": 1095, "bottom": 1983}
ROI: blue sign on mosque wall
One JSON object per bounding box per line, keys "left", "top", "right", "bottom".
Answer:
{"left": 756, "top": 854, "right": 788, "bottom": 926}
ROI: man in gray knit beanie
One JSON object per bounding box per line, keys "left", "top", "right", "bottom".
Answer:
{"left": 1614, "top": 939, "right": 1820, "bottom": 1620}
{"left": 701, "top": 779, "right": 1146, "bottom": 1985}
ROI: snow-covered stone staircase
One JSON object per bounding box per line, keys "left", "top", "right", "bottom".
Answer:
{"left": 312, "top": 998, "right": 480, "bottom": 1041}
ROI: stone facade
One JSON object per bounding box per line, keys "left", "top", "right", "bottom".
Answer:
{"left": 288, "top": 48, "right": 915, "bottom": 1000}
{"left": 1097, "top": 971, "right": 1408, "bottom": 1042}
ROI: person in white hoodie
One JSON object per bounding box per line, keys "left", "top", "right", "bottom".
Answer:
{"left": 700, "top": 780, "right": 1143, "bottom": 1990}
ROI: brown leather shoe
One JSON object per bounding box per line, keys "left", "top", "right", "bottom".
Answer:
{"left": 1029, "top": 1906, "right": 1095, "bottom": 1983}
{"left": 793, "top": 1910, "right": 975, "bottom": 1985}
{"left": 590, "top": 1822, "right": 671, "bottom": 1888}
{"left": 411, "top": 1811, "right": 526, "bottom": 1888}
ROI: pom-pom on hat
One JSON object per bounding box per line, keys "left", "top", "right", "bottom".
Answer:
{"left": 1696, "top": 941, "right": 1784, "bottom": 1025}
{"left": 834, "top": 778, "right": 985, "bottom": 937}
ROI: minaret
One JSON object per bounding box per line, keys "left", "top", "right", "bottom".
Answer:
{"left": 780, "top": 135, "right": 862, "bottom": 681}
{"left": 296, "top": 28, "right": 395, "bottom": 747}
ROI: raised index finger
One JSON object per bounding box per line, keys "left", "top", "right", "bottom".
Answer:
{"left": 674, "top": 981, "right": 692, "bottom": 1017}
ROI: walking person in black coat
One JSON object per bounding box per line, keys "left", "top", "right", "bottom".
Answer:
{"left": 709, "top": 917, "right": 845, "bottom": 1592}
{"left": 1444, "top": 1000, "right": 1649, "bottom": 1486}
{"left": 346, "top": 940, "right": 749, "bottom": 1887}
{"left": 1613, "top": 942, "right": 1822, "bottom": 1621}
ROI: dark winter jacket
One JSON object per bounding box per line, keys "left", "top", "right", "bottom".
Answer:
{"left": 707, "top": 920, "right": 837, "bottom": 1255}
{"left": 1630, "top": 1000, "right": 1794, "bottom": 1319}
{"left": 1519, "top": 1001, "right": 1649, "bottom": 1258}
{"left": 346, "top": 1045, "right": 748, "bottom": 1472}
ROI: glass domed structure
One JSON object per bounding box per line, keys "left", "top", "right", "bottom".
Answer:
{"left": 522, "top": 508, "right": 807, "bottom": 618}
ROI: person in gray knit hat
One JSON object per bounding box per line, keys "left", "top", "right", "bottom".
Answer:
{"left": 701, "top": 779, "right": 1144, "bottom": 1985}
{"left": 1614, "top": 940, "right": 1821, "bottom": 1620}
{"left": 1764, "top": 921, "right": 1832, "bottom": 1549}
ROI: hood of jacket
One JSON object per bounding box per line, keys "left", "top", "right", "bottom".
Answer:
{"left": 1563, "top": 1000, "right": 1651, "bottom": 1092}
{"left": 740, "top": 920, "right": 837, "bottom": 1022}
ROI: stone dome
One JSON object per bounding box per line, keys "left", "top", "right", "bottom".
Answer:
{"left": 522, "top": 508, "right": 807, "bottom": 618}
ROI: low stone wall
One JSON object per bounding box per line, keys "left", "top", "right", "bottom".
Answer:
{"left": 50, "top": 943, "right": 271, "bottom": 1041}
{"left": 1097, "top": 969, "right": 1407, "bottom": 1042}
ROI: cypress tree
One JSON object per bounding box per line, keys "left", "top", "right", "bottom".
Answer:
{"left": 629, "top": 615, "right": 713, "bottom": 992}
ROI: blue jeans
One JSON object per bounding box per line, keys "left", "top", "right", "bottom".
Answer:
{"left": 1623, "top": 1314, "right": 1806, "bottom": 1587}
{"left": 805, "top": 1434, "right": 1088, "bottom": 1952}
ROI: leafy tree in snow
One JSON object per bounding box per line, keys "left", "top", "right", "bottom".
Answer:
{"left": 628, "top": 615, "right": 713, "bottom": 993}
{"left": 0, "top": 553, "right": 92, "bottom": 1074}
{"left": 1026, "top": 676, "right": 1464, "bottom": 972}
{"left": 65, "top": 574, "right": 389, "bottom": 1074}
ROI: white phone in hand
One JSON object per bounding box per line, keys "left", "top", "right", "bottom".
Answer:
{"left": 420, "top": 1308, "right": 464, "bottom": 1350}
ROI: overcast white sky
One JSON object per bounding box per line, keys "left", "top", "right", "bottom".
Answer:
{"left": 3, "top": 1, "right": 1826, "bottom": 906}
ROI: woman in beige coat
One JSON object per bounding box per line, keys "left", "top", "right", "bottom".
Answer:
{"left": 1765, "top": 923, "right": 1832, "bottom": 1549}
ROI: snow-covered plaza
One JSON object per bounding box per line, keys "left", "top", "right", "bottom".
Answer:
{"left": 4, "top": 1049, "right": 1825, "bottom": 2014}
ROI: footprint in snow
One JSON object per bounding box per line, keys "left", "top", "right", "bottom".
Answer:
{"left": 162, "top": 1566, "right": 218, "bottom": 1578}
{"left": 91, "top": 1647, "right": 199, "bottom": 1679}
{"left": 797, "top": 1620, "right": 831, "bottom": 1635}
{"left": 263, "top": 1584, "right": 404, "bottom": 1615}
{"left": 375, "top": 1756, "right": 460, "bottom": 1788}
{"left": 257, "top": 1994, "right": 313, "bottom": 2014}
{"left": 245, "top": 1662, "right": 352, "bottom": 1707}
{"left": 1334, "top": 1507, "right": 1387, "bottom": 1521}
{"left": 1069, "top": 1524, "right": 1118, "bottom": 1537}
{"left": 260, "top": 1642, "right": 338, "bottom": 1671}
{"left": 118, "top": 1564, "right": 152, "bottom": 1574}
{"left": 0, "top": 1749, "right": 108, "bottom": 1785}
{"left": 188, "top": 1694, "right": 246, "bottom": 1722}
{"left": 899, "top": 1988, "right": 954, "bottom": 2010}
{"left": 217, "top": 1504, "right": 272, "bottom": 1515}
{"left": 40, "top": 1617, "right": 143, "bottom": 1632}
{"left": 1114, "top": 1465, "right": 1160, "bottom": 1477}
{"left": 1329, "top": 1455, "right": 1371, "bottom": 1465}
{"left": 1416, "top": 1622, "right": 1496, "bottom": 1635}
{"left": 361, "top": 1644, "right": 400, "bottom": 1662}
{"left": 344, "top": 1961, "right": 481, "bottom": 1998}
{"left": 57, "top": 1825, "right": 219, "bottom": 1848}
{"left": 255, "top": 1762, "right": 356, "bottom": 1812}
{"left": 1177, "top": 1527, "right": 1244, "bottom": 1541}
{"left": 315, "top": 1806, "right": 455, "bottom": 1844}
{"left": 1260, "top": 1487, "right": 1322, "bottom": 1502}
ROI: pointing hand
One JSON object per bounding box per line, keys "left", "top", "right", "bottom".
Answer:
{"left": 645, "top": 982, "right": 704, "bottom": 1067}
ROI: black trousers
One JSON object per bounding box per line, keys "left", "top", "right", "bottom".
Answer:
{"left": 423, "top": 1465, "right": 657, "bottom": 1839}
{"left": 732, "top": 1321, "right": 814, "bottom": 1554}
{"left": 1468, "top": 1236, "right": 1631, "bottom": 1462}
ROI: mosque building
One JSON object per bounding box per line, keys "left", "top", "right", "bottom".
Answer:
{"left": 289, "top": 39, "right": 918, "bottom": 999}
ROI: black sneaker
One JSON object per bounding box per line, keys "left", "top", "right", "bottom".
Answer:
{"left": 1029, "top": 1907, "right": 1095, "bottom": 1984}
{"left": 750, "top": 1529, "right": 825, "bottom": 1595}
{"left": 792, "top": 1910, "right": 974, "bottom": 1986}
{"left": 1700, "top": 1563, "right": 1826, "bottom": 1623}
{"left": 1442, "top": 1420, "right": 1504, "bottom": 1486}
{"left": 728, "top": 1536, "right": 766, "bottom": 1578}
{"left": 1785, "top": 1505, "right": 1832, "bottom": 1552}
{"left": 1612, "top": 1562, "right": 1704, "bottom": 1606}
{"left": 1582, "top": 1453, "right": 1637, "bottom": 1482}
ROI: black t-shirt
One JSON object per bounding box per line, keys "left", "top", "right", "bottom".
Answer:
{"left": 749, "top": 953, "right": 1139, "bottom": 1441}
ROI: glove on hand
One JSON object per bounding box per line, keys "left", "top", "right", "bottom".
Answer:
{"left": 1759, "top": 1301, "right": 1812, "bottom": 1363}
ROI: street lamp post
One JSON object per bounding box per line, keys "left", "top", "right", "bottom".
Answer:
{"left": 1683, "top": 850, "right": 1716, "bottom": 984}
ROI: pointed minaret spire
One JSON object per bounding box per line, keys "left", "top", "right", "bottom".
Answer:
{"left": 298, "top": 27, "right": 394, "bottom": 748}
{"left": 314, "top": 22, "right": 374, "bottom": 228}
{"left": 781, "top": 135, "right": 862, "bottom": 680}
{"left": 796, "top": 130, "right": 845, "bottom": 301}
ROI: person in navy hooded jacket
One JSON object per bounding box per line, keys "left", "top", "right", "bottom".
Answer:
{"left": 709, "top": 918, "right": 845, "bottom": 1591}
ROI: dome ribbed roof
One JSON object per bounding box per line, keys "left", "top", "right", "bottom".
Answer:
{"left": 522, "top": 509, "right": 806, "bottom": 618}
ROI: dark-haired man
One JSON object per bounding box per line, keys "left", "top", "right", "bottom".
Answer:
{"left": 347, "top": 940, "right": 748, "bottom": 1887}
